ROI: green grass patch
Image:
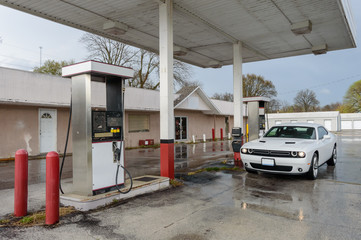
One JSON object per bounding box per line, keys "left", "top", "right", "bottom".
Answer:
{"left": 125, "top": 144, "right": 160, "bottom": 150}
{"left": 18, "top": 212, "right": 45, "bottom": 225}
{"left": 170, "top": 179, "right": 184, "bottom": 187}
{"left": 0, "top": 219, "right": 10, "bottom": 225}
{"left": 0, "top": 206, "right": 76, "bottom": 227}
{"left": 188, "top": 166, "right": 243, "bottom": 175}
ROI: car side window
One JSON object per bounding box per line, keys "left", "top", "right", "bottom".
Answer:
{"left": 317, "top": 127, "right": 328, "bottom": 139}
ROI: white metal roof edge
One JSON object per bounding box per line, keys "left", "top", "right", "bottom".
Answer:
{"left": 174, "top": 87, "right": 199, "bottom": 108}
{"left": 339, "top": 0, "right": 357, "bottom": 47}
{"left": 267, "top": 111, "right": 341, "bottom": 118}
{"left": 62, "top": 60, "right": 134, "bottom": 78}
{"left": 174, "top": 87, "right": 221, "bottom": 114}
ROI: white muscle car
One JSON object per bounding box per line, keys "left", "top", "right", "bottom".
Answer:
{"left": 240, "top": 123, "right": 337, "bottom": 179}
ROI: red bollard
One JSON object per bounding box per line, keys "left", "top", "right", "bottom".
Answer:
{"left": 46, "top": 151, "right": 59, "bottom": 225}
{"left": 220, "top": 128, "right": 223, "bottom": 140}
{"left": 14, "top": 149, "right": 28, "bottom": 217}
{"left": 212, "top": 128, "right": 215, "bottom": 141}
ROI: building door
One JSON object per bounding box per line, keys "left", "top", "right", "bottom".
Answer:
{"left": 39, "top": 109, "right": 57, "bottom": 153}
{"left": 324, "top": 120, "right": 332, "bottom": 131}
{"left": 175, "top": 117, "right": 187, "bottom": 140}
{"left": 341, "top": 120, "right": 352, "bottom": 130}
{"left": 354, "top": 121, "right": 361, "bottom": 129}
{"left": 225, "top": 117, "right": 229, "bottom": 135}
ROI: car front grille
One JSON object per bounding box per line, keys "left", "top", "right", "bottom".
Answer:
{"left": 250, "top": 163, "right": 293, "bottom": 172}
{"left": 252, "top": 149, "right": 291, "bottom": 157}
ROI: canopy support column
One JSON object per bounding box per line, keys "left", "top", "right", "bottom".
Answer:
{"left": 159, "top": 0, "right": 174, "bottom": 179}
{"left": 233, "top": 41, "right": 243, "bottom": 130}
{"left": 233, "top": 41, "right": 244, "bottom": 166}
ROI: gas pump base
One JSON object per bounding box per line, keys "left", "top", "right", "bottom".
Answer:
{"left": 60, "top": 175, "right": 169, "bottom": 211}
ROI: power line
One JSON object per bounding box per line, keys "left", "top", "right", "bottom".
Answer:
{"left": 0, "top": 62, "right": 33, "bottom": 70}
{"left": 0, "top": 54, "right": 39, "bottom": 65}
{"left": 0, "top": 41, "right": 68, "bottom": 60}
{"left": 278, "top": 74, "right": 361, "bottom": 96}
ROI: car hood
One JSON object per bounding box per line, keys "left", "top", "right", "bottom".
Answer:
{"left": 243, "top": 138, "right": 315, "bottom": 151}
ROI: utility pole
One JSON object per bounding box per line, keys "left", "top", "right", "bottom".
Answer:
{"left": 39, "top": 46, "right": 42, "bottom": 67}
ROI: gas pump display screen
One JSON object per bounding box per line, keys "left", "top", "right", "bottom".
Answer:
{"left": 107, "top": 116, "right": 122, "bottom": 127}
{"left": 92, "top": 111, "right": 106, "bottom": 133}
{"left": 92, "top": 111, "right": 123, "bottom": 141}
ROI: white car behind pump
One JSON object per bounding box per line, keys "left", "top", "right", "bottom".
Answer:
{"left": 240, "top": 123, "right": 337, "bottom": 180}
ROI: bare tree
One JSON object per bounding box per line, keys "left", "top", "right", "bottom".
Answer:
{"left": 321, "top": 102, "right": 342, "bottom": 111}
{"left": 294, "top": 89, "right": 320, "bottom": 112}
{"left": 275, "top": 100, "right": 295, "bottom": 113}
{"left": 131, "top": 49, "right": 159, "bottom": 89}
{"left": 211, "top": 92, "right": 234, "bottom": 102}
{"left": 243, "top": 74, "right": 277, "bottom": 98}
{"left": 267, "top": 99, "right": 281, "bottom": 113}
{"left": 80, "top": 33, "right": 192, "bottom": 90}
{"left": 211, "top": 74, "right": 277, "bottom": 103}
{"left": 80, "top": 33, "right": 136, "bottom": 67}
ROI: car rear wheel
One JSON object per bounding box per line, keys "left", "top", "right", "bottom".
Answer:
{"left": 327, "top": 146, "right": 337, "bottom": 166}
{"left": 307, "top": 153, "right": 318, "bottom": 180}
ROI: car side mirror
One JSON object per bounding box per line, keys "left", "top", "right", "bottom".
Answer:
{"left": 323, "top": 135, "right": 331, "bottom": 140}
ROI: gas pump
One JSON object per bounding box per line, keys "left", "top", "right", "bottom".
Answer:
{"left": 231, "top": 127, "right": 243, "bottom": 166}
{"left": 62, "top": 61, "right": 134, "bottom": 196}
{"left": 247, "top": 100, "right": 267, "bottom": 141}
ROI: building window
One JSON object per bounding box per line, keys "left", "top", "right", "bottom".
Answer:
{"left": 128, "top": 114, "right": 150, "bottom": 132}
{"left": 41, "top": 113, "right": 52, "bottom": 119}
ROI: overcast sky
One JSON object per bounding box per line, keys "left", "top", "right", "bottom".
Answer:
{"left": 0, "top": 1, "right": 360, "bottom": 106}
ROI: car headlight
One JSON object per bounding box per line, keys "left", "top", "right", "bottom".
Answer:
{"left": 298, "top": 151, "right": 306, "bottom": 158}
{"left": 241, "top": 148, "right": 248, "bottom": 154}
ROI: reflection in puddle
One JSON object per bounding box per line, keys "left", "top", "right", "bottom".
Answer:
{"left": 240, "top": 201, "right": 305, "bottom": 221}
{"left": 340, "top": 138, "right": 361, "bottom": 142}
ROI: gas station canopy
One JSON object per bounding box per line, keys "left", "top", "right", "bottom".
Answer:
{"left": 0, "top": 0, "right": 356, "bottom": 68}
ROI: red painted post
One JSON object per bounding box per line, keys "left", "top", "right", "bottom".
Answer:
{"left": 160, "top": 142, "right": 175, "bottom": 179}
{"left": 14, "top": 149, "right": 28, "bottom": 217}
{"left": 220, "top": 128, "right": 223, "bottom": 140}
{"left": 46, "top": 151, "right": 59, "bottom": 225}
{"left": 212, "top": 128, "right": 215, "bottom": 141}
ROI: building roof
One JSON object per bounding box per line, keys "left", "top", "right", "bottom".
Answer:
{"left": 267, "top": 111, "right": 340, "bottom": 119}
{"left": 174, "top": 86, "right": 221, "bottom": 114}
{"left": 0, "top": 66, "right": 267, "bottom": 116}
{"left": 0, "top": 0, "right": 356, "bottom": 68}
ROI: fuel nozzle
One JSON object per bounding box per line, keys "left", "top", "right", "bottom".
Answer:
{"left": 114, "top": 148, "right": 121, "bottom": 163}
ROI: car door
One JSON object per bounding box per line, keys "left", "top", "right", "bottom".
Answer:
{"left": 317, "top": 127, "right": 332, "bottom": 164}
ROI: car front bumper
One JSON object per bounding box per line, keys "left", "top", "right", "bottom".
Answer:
{"left": 240, "top": 153, "right": 313, "bottom": 174}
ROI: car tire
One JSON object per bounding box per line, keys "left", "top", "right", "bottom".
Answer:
{"left": 327, "top": 145, "right": 337, "bottom": 166}
{"left": 307, "top": 153, "right": 318, "bottom": 180}
{"left": 245, "top": 168, "right": 258, "bottom": 174}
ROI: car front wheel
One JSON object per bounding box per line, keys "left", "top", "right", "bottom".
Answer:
{"left": 307, "top": 153, "right": 318, "bottom": 180}
{"left": 327, "top": 145, "right": 337, "bottom": 166}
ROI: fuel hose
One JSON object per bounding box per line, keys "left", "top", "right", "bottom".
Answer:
{"left": 59, "top": 97, "right": 72, "bottom": 194}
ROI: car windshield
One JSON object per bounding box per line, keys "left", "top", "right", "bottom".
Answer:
{"left": 264, "top": 126, "right": 316, "bottom": 139}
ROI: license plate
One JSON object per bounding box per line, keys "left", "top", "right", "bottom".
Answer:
{"left": 262, "top": 158, "right": 275, "bottom": 166}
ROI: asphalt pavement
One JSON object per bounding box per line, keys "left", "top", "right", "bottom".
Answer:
{"left": 1, "top": 135, "right": 361, "bottom": 239}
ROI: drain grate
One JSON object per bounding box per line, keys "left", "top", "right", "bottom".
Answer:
{"left": 135, "top": 177, "right": 158, "bottom": 182}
